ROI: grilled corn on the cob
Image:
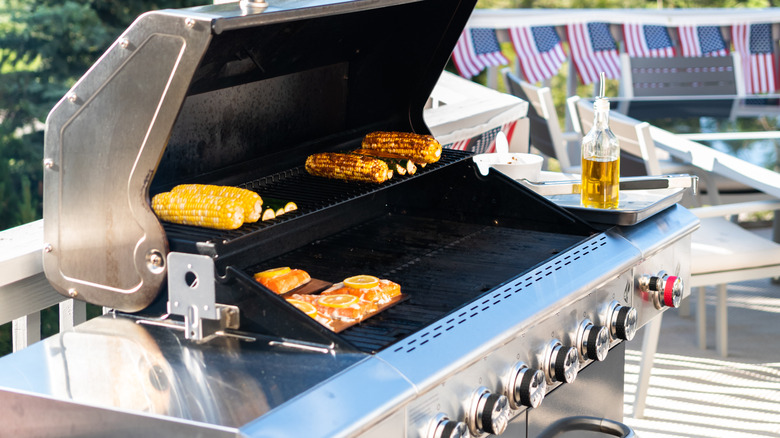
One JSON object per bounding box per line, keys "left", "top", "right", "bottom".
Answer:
{"left": 305, "top": 152, "right": 393, "bottom": 183}
{"left": 151, "top": 191, "right": 245, "bottom": 230}
{"left": 171, "top": 184, "right": 263, "bottom": 222}
{"left": 361, "top": 131, "right": 442, "bottom": 164}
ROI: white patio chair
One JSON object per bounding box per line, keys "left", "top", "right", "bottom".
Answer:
{"left": 569, "top": 96, "right": 780, "bottom": 418}
{"left": 503, "top": 69, "right": 580, "bottom": 173}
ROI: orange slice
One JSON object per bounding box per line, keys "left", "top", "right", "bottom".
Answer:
{"left": 254, "top": 267, "right": 291, "bottom": 279}
{"left": 344, "top": 275, "right": 380, "bottom": 289}
{"left": 318, "top": 294, "right": 359, "bottom": 308}
{"left": 287, "top": 299, "right": 317, "bottom": 317}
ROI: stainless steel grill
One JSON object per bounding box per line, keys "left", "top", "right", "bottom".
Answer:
{"left": 0, "top": 1, "right": 699, "bottom": 437}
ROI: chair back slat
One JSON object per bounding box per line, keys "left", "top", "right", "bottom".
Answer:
{"left": 621, "top": 53, "right": 744, "bottom": 98}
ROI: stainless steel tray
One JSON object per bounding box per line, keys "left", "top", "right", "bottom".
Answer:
{"left": 545, "top": 187, "right": 686, "bottom": 225}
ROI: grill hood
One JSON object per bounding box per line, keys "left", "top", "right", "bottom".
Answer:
{"left": 42, "top": 0, "right": 479, "bottom": 311}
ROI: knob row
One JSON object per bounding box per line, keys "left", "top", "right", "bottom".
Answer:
{"left": 428, "top": 303, "right": 639, "bottom": 438}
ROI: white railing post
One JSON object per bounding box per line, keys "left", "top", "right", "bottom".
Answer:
{"left": 12, "top": 312, "right": 41, "bottom": 352}
{"left": 59, "top": 299, "right": 87, "bottom": 332}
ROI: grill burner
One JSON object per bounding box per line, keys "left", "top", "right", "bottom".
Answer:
{"left": 245, "top": 213, "right": 585, "bottom": 353}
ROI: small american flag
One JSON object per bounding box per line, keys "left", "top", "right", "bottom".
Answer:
{"left": 509, "top": 26, "right": 567, "bottom": 84}
{"left": 733, "top": 23, "right": 777, "bottom": 94}
{"left": 452, "top": 28, "right": 509, "bottom": 79}
{"left": 567, "top": 22, "right": 621, "bottom": 85}
{"left": 623, "top": 24, "right": 675, "bottom": 58}
{"left": 443, "top": 121, "right": 519, "bottom": 154}
{"left": 678, "top": 25, "right": 729, "bottom": 57}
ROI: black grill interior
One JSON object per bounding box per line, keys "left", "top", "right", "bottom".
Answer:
{"left": 162, "top": 149, "right": 471, "bottom": 265}
{"left": 157, "top": 149, "right": 594, "bottom": 354}
{"left": 244, "top": 213, "right": 584, "bottom": 353}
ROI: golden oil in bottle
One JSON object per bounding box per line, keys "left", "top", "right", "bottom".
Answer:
{"left": 581, "top": 156, "right": 620, "bottom": 209}
{"left": 580, "top": 94, "right": 620, "bottom": 209}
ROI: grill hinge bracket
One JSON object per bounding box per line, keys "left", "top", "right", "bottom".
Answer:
{"left": 166, "top": 252, "right": 239, "bottom": 341}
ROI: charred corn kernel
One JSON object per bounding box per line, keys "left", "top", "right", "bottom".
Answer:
{"left": 305, "top": 152, "right": 392, "bottom": 183}
{"left": 351, "top": 148, "right": 417, "bottom": 175}
{"left": 361, "top": 131, "right": 442, "bottom": 164}
{"left": 151, "top": 191, "right": 244, "bottom": 230}
{"left": 172, "top": 184, "right": 263, "bottom": 223}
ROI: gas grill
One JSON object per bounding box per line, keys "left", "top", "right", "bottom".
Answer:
{"left": 0, "top": 1, "right": 699, "bottom": 437}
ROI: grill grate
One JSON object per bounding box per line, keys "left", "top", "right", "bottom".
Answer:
{"left": 162, "top": 148, "right": 471, "bottom": 248}
{"left": 246, "top": 214, "right": 585, "bottom": 353}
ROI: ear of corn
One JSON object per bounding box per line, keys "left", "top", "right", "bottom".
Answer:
{"left": 172, "top": 184, "right": 263, "bottom": 222}
{"left": 151, "top": 191, "right": 245, "bottom": 230}
{"left": 361, "top": 131, "right": 442, "bottom": 164}
{"left": 305, "top": 152, "right": 392, "bottom": 183}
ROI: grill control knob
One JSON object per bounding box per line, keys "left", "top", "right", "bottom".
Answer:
{"left": 639, "top": 270, "right": 684, "bottom": 309}
{"left": 428, "top": 413, "right": 469, "bottom": 438}
{"left": 577, "top": 319, "right": 610, "bottom": 361}
{"left": 606, "top": 301, "right": 638, "bottom": 341}
{"left": 507, "top": 362, "right": 547, "bottom": 409}
{"left": 468, "top": 387, "right": 511, "bottom": 436}
{"left": 543, "top": 340, "right": 579, "bottom": 384}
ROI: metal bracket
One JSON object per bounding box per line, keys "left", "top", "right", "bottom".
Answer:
{"left": 166, "top": 252, "right": 239, "bottom": 341}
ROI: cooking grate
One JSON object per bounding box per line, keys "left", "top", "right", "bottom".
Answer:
{"left": 162, "top": 148, "right": 471, "bottom": 249}
{"left": 246, "top": 213, "right": 586, "bottom": 353}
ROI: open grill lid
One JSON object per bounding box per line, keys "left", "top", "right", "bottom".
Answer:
{"left": 42, "top": 0, "right": 477, "bottom": 312}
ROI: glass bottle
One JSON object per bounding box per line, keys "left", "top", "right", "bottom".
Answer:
{"left": 581, "top": 96, "right": 620, "bottom": 209}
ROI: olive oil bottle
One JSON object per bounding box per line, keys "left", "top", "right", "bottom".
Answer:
{"left": 581, "top": 75, "right": 619, "bottom": 209}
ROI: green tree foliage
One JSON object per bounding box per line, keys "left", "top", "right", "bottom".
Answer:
{"left": 0, "top": 0, "right": 203, "bottom": 230}
{"left": 0, "top": 0, "right": 204, "bottom": 357}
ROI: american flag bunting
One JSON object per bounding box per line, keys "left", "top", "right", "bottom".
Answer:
{"left": 678, "top": 25, "right": 729, "bottom": 57}
{"left": 733, "top": 23, "right": 777, "bottom": 94}
{"left": 452, "top": 28, "right": 509, "bottom": 79}
{"left": 623, "top": 24, "right": 676, "bottom": 58}
{"left": 509, "top": 26, "right": 567, "bottom": 84}
{"left": 567, "top": 22, "right": 621, "bottom": 85}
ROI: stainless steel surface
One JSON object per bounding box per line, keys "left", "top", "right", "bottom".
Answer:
{"left": 428, "top": 414, "right": 469, "bottom": 438}
{"left": 42, "top": 10, "right": 214, "bottom": 311}
{"left": 467, "top": 387, "right": 510, "bottom": 436}
{"left": 0, "top": 314, "right": 374, "bottom": 432}
{"left": 525, "top": 343, "right": 628, "bottom": 438}
{"left": 577, "top": 319, "right": 610, "bottom": 362}
{"left": 607, "top": 301, "right": 638, "bottom": 342}
{"left": 516, "top": 174, "right": 698, "bottom": 196}
{"left": 639, "top": 270, "right": 684, "bottom": 309}
{"left": 507, "top": 363, "right": 547, "bottom": 409}
{"left": 0, "top": 204, "right": 698, "bottom": 437}
{"left": 546, "top": 188, "right": 687, "bottom": 225}
{"left": 546, "top": 341, "right": 580, "bottom": 384}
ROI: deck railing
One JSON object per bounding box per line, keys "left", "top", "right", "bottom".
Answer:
{"left": 0, "top": 220, "right": 86, "bottom": 353}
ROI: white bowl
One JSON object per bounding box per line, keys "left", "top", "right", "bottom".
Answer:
{"left": 472, "top": 152, "right": 544, "bottom": 181}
